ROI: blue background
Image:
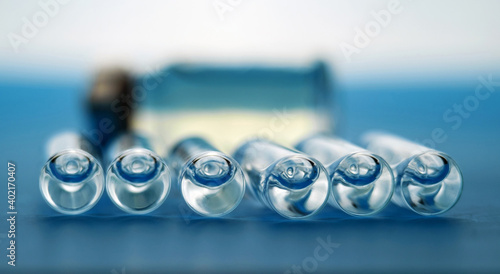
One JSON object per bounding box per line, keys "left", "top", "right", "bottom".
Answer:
{"left": 1, "top": 68, "right": 500, "bottom": 273}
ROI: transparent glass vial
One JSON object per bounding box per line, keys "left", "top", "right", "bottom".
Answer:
{"left": 296, "top": 135, "right": 394, "bottom": 216}
{"left": 169, "top": 137, "right": 245, "bottom": 217}
{"left": 39, "top": 132, "right": 105, "bottom": 214}
{"left": 106, "top": 134, "right": 171, "bottom": 214}
{"left": 362, "top": 132, "right": 463, "bottom": 215}
{"left": 233, "top": 139, "right": 330, "bottom": 219}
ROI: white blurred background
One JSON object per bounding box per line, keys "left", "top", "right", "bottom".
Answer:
{"left": 0, "top": 0, "right": 499, "bottom": 80}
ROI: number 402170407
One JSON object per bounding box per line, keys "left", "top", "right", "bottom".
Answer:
{"left": 8, "top": 162, "right": 16, "bottom": 211}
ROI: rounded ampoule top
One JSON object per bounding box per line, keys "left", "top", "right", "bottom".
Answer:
{"left": 296, "top": 135, "right": 394, "bottom": 216}
{"left": 363, "top": 132, "right": 463, "bottom": 215}
{"left": 39, "top": 132, "right": 105, "bottom": 214}
{"left": 234, "top": 139, "right": 330, "bottom": 219}
{"left": 170, "top": 137, "right": 245, "bottom": 217}
{"left": 106, "top": 134, "right": 171, "bottom": 214}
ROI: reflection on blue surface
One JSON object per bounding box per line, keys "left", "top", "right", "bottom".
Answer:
{"left": 1, "top": 68, "right": 500, "bottom": 272}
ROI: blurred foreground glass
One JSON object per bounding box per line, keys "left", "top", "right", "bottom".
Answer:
{"left": 39, "top": 132, "right": 104, "bottom": 214}
{"left": 106, "top": 134, "right": 171, "bottom": 214}
{"left": 169, "top": 137, "right": 245, "bottom": 217}
{"left": 296, "top": 135, "right": 394, "bottom": 216}
{"left": 362, "top": 132, "right": 463, "bottom": 215}
{"left": 234, "top": 139, "right": 330, "bottom": 219}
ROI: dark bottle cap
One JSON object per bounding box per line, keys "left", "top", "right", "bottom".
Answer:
{"left": 86, "top": 68, "right": 134, "bottom": 149}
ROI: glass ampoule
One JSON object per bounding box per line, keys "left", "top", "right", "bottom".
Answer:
{"left": 106, "top": 134, "right": 171, "bottom": 214}
{"left": 362, "top": 132, "right": 463, "bottom": 215}
{"left": 296, "top": 135, "right": 394, "bottom": 216}
{"left": 39, "top": 132, "right": 105, "bottom": 214}
{"left": 169, "top": 137, "right": 245, "bottom": 217}
{"left": 233, "top": 139, "right": 330, "bottom": 219}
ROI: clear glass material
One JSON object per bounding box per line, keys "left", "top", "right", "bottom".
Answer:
{"left": 169, "top": 137, "right": 245, "bottom": 217}
{"left": 296, "top": 135, "right": 394, "bottom": 216}
{"left": 233, "top": 139, "right": 330, "bottom": 219}
{"left": 134, "top": 62, "right": 333, "bottom": 154}
{"left": 362, "top": 132, "right": 463, "bottom": 215}
{"left": 39, "top": 132, "right": 105, "bottom": 214}
{"left": 106, "top": 134, "right": 171, "bottom": 214}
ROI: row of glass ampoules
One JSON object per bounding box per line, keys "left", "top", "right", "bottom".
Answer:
{"left": 40, "top": 132, "right": 463, "bottom": 218}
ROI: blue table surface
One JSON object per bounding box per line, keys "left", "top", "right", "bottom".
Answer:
{"left": 1, "top": 70, "right": 500, "bottom": 273}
